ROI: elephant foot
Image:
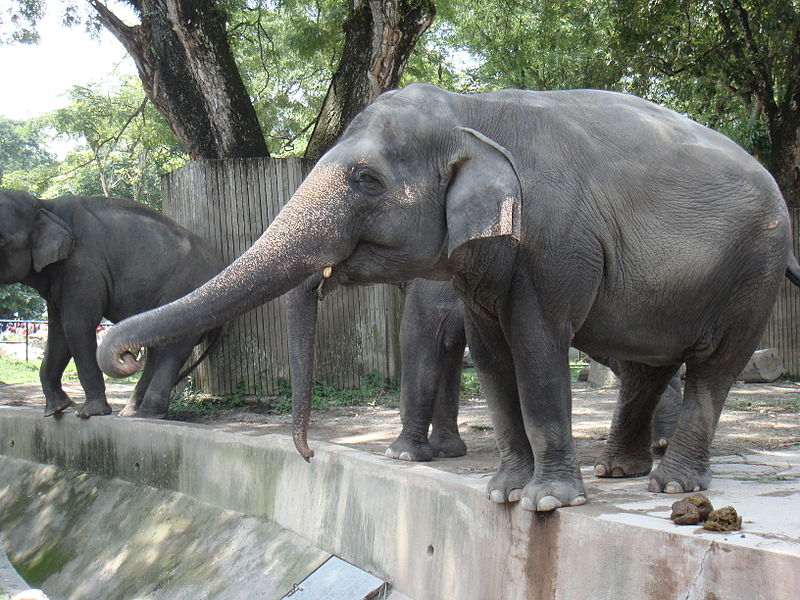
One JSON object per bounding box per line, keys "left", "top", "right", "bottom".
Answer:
{"left": 130, "top": 407, "right": 168, "bottom": 419}
{"left": 487, "top": 461, "right": 534, "bottom": 504}
{"left": 75, "top": 399, "right": 113, "bottom": 418}
{"left": 119, "top": 404, "right": 138, "bottom": 417}
{"left": 594, "top": 448, "right": 653, "bottom": 478}
{"left": 43, "top": 393, "right": 75, "bottom": 417}
{"left": 648, "top": 459, "right": 711, "bottom": 494}
{"left": 386, "top": 436, "right": 434, "bottom": 462}
{"left": 429, "top": 433, "right": 467, "bottom": 458}
{"left": 519, "top": 475, "right": 587, "bottom": 512}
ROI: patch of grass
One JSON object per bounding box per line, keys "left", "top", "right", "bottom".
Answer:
{"left": 725, "top": 394, "right": 800, "bottom": 413}
{"left": 169, "top": 377, "right": 251, "bottom": 418}
{"left": 0, "top": 355, "right": 139, "bottom": 385}
{"left": 170, "top": 371, "right": 401, "bottom": 417}
{"left": 0, "top": 355, "right": 78, "bottom": 384}
{"left": 727, "top": 398, "right": 756, "bottom": 411}
{"left": 289, "top": 370, "right": 400, "bottom": 412}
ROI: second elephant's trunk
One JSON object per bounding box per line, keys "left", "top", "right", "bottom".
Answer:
{"left": 286, "top": 275, "right": 324, "bottom": 460}
{"left": 97, "top": 172, "right": 352, "bottom": 379}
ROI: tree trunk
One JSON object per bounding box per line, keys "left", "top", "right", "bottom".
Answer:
{"left": 90, "top": 0, "right": 269, "bottom": 159}
{"left": 304, "top": 0, "right": 436, "bottom": 161}
{"left": 769, "top": 118, "right": 800, "bottom": 209}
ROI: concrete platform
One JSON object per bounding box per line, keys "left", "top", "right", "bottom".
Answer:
{"left": 0, "top": 405, "right": 798, "bottom": 599}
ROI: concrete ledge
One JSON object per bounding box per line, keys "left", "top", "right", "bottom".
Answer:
{"left": 1, "top": 406, "right": 799, "bottom": 599}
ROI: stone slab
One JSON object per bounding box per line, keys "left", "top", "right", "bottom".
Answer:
{"left": 281, "top": 556, "right": 385, "bottom": 599}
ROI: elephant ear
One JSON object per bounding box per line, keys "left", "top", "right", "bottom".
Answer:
{"left": 445, "top": 127, "right": 522, "bottom": 257}
{"left": 31, "top": 209, "right": 74, "bottom": 272}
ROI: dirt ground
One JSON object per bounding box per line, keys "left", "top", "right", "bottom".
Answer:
{"left": 2, "top": 378, "right": 800, "bottom": 476}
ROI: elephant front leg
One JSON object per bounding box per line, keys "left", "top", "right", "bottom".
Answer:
{"left": 501, "top": 306, "right": 586, "bottom": 511}
{"left": 465, "top": 311, "right": 534, "bottom": 504}
{"left": 40, "top": 310, "right": 75, "bottom": 416}
{"left": 63, "top": 322, "right": 111, "bottom": 418}
{"left": 595, "top": 362, "right": 680, "bottom": 478}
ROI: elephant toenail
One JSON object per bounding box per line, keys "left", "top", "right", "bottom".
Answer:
{"left": 664, "top": 482, "right": 684, "bottom": 494}
{"left": 648, "top": 479, "right": 662, "bottom": 492}
{"left": 508, "top": 488, "right": 523, "bottom": 502}
{"left": 594, "top": 464, "right": 608, "bottom": 477}
{"left": 536, "top": 496, "right": 562, "bottom": 512}
{"left": 489, "top": 490, "right": 506, "bottom": 503}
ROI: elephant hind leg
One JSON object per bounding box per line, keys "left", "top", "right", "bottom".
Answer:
{"left": 649, "top": 364, "right": 734, "bottom": 493}
{"left": 428, "top": 342, "right": 467, "bottom": 458}
{"left": 132, "top": 339, "right": 198, "bottom": 419}
{"left": 595, "top": 362, "right": 681, "bottom": 479}
{"left": 120, "top": 349, "right": 155, "bottom": 417}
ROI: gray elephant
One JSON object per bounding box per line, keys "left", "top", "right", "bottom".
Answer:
{"left": 0, "top": 189, "right": 223, "bottom": 418}
{"left": 98, "top": 84, "right": 799, "bottom": 512}
{"left": 287, "top": 275, "right": 467, "bottom": 462}
{"left": 290, "top": 275, "right": 681, "bottom": 462}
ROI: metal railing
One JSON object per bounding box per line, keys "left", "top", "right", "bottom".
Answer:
{"left": 0, "top": 319, "right": 47, "bottom": 361}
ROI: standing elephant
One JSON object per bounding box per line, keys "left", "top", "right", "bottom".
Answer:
{"left": 98, "top": 84, "right": 799, "bottom": 511}
{"left": 287, "top": 275, "right": 467, "bottom": 462}
{"left": 0, "top": 190, "right": 223, "bottom": 418}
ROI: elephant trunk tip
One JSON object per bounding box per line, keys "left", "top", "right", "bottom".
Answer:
{"left": 98, "top": 346, "right": 143, "bottom": 379}
{"left": 293, "top": 429, "right": 315, "bottom": 462}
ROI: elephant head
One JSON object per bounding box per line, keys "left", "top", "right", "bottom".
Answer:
{"left": 0, "top": 189, "right": 75, "bottom": 285}
{"left": 97, "top": 84, "right": 522, "bottom": 400}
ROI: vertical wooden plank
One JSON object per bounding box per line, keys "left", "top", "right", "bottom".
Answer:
{"left": 162, "top": 157, "right": 405, "bottom": 395}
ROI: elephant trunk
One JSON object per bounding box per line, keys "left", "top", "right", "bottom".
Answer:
{"left": 286, "top": 275, "right": 323, "bottom": 460}
{"left": 97, "top": 175, "right": 352, "bottom": 379}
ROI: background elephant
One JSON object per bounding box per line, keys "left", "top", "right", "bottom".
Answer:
{"left": 287, "top": 274, "right": 467, "bottom": 462}
{"left": 0, "top": 189, "right": 223, "bottom": 418}
{"left": 98, "top": 83, "right": 798, "bottom": 511}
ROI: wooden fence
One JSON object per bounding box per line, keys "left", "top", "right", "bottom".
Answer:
{"left": 162, "top": 158, "right": 403, "bottom": 395}
{"left": 760, "top": 208, "right": 800, "bottom": 376}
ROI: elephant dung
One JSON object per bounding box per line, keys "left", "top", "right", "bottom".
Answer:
{"left": 703, "top": 506, "right": 743, "bottom": 532}
{"left": 738, "top": 348, "right": 785, "bottom": 383}
{"left": 670, "top": 493, "right": 714, "bottom": 526}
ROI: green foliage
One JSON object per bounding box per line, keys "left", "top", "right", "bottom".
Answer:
{"left": 0, "top": 356, "right": 78, "bottom": 384}
{"left": 0, "top": 284, "right": 46, "bottom": 319}
{"left": 417, "top": 0, "right": 623, "bottom": 93}
{"left": 0, "top": 116, "right": 55, "bottom": 186}
{"left": 169, "top": 377, "right": 251, "bottom": 417}
{"left": 38, "top": 77, "right": 186, "bottom": 206}
{"left": 273, "top": 370, "right": 400, "bottom": 413}
{"left": 0, "top": 0, "right": 46, "bottom": 44}
{"left": 227, "top": 0, "right": 344, "bottom": 156}
{"left": 460, "top": 368, "right": 482, "bottom": 396}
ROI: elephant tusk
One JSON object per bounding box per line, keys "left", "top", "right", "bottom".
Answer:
{"left": 322, "top": 266, "right": 333, "bottom": 279}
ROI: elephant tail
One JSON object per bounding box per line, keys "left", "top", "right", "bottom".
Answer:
{"left": 787, "top": 254, "right": 800, "bottom": 288}
{"left": 176, "top": 327, "right": 223, "bottom": 383}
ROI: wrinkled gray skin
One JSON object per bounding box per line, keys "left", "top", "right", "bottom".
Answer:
{"left": 289, "top": 274, "right": 681, "bottom": 462}
{"left": 0, "top": 190, "right": 223, "bottom": 418}
{"left": 98, "top": 84, "right": 800, "bottom": 511}
{"left": 287, "top": 275, "right": 466, "bottom": 461}
{"left": 597, "top": 358, "right": 683, "bottom": 451}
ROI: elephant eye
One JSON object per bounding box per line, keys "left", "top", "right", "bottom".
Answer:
{"left": 352, "top": 168, "right": 385, "bottom": 195}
